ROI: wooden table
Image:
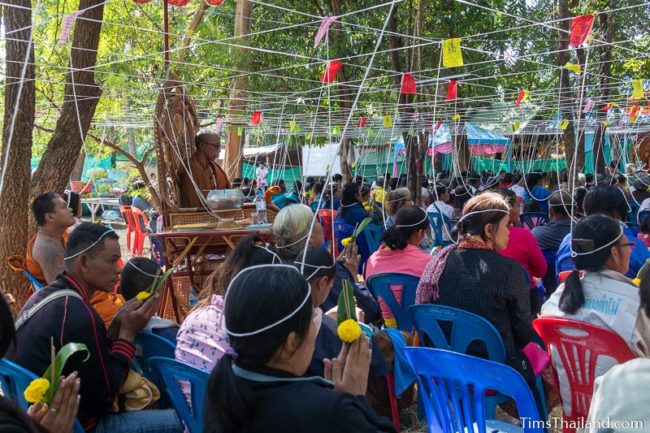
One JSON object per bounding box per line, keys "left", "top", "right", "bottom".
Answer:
{"left": 151, "top": 227, "right": 272, "bottom": 321}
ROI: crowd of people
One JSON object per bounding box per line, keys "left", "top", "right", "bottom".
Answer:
{"left": 4, "top": 160, "right": 650, "bottom": 432}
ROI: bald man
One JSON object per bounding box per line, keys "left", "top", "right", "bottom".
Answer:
{"left": 178, "top": 132, "right": 231, "bottom": 208}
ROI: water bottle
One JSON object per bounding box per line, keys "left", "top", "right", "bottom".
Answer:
{"left": 189, "top": 286, "right": 199, "bottom": 307}
{"left": 254, "top": 189, "right": 267, "bottom": 225}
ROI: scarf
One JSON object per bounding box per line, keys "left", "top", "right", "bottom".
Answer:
{"left": 416, "top": 238, "right": 493, "bottom": 304}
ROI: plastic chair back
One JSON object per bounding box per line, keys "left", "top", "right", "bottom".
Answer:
{"left": 119, "top": 205, "right": 136, "bottom": 253}
{"left": 317, "top": 209, "right": 337, "bottom": 256}
{"left": 427, "top": 211, "right": 451, "bottom": 248}
{"left": 520, "top": 212, "right": 549, "bottom": 230}
{"left": 638, "top": 209, "right": 650, "bottom": 226}
{"left": 134, "top": 331, "right": 176, "bottom": 392}
{"left": 130, "top": 207, "right": 150, "bottom": 256}
{"left": 403, "top": 348, "right": 544, "bottom": 433}
{"left": 149, "top": 357, "right": 209, "bottom": 433}
{"left": 357, "top": 224, "right": 384, "bottom": 265}
{"left": 532, "top": 317, "right": 636, "bottom": 432}
{"left": 0, "top": 359, "right": 86, "bottom": 433}
{"left": 367, "top": 273, "right": 419, "bottom": 331}
{"left": 408, "top": 304, "right": 506, "bottom": 363}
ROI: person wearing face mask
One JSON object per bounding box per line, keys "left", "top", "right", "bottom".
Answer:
{"left": 416, "top": 192, "right": 536, "bottom": 374}
{"left": 203, "top": 265, "right": 396, "bottom": 433}
{"left": 178, "top": 132, "right": 231, "bottom": 208}
{"left": 365, "top": 206, "right": 431, "bottom": 328}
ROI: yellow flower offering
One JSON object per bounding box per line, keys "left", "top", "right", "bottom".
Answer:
{"left": 337, "top": 319, "right": 362, "bottom": 343}
{"left": 364, "top": 205, "right": 372, "bottom": 212}
{"left": 633, "top": 278, "right": 641, "bottom": 287}
{"left": 341, "top": 237, "right": 352, "bottom": 247}
{"left": 24, "top": 378, "right": 50, "bottom": 404}
{"left": 135, "top": 291, "right": 152, "bottom": 301}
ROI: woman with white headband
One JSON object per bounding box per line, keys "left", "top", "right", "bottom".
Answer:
{"left": 416, "top": 192, "right": 538, "bottom": 387}
{"left": 540, "top": 214, "right": 650, "bottom": 416}
{"left": 204, "top": 265, "right": 395, "bottom": 433}
{"left": 366, "top": 205, "right": 431, "bottom": 328}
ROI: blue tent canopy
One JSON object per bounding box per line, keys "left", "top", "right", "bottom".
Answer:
{"left": 465, "top": 123, "right": 511, "bottom": 146}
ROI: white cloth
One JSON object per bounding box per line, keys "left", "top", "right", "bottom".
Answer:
{"left": 256, "top": 166, "right": 268, "bottom": 186}
{"left": 540, "top": 269, "right": 650, "bottom": 416}
{"left": 586, "top": 358, "right": 650, "bottom": 432}
{"left": 426, "top": 201, "right": 453, "bottom": 219}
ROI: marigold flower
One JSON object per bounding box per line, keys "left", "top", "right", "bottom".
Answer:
{"left": 632, "top": 278, "right": 641, "bottom": 287}
{"left": 135, "top": 291, "right": 152, "bottom": 301}
{"left": 341, "top": 237, "right": 353, "bottom": 247}
{"left": 24, "top": 378, "right": 50, "bottom": 404}
{"left": 337, "top": 319, "right": 362, "bottom": 343}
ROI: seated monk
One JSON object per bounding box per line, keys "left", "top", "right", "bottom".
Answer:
{"left": 16, "top": 192, "right": 124, "bottom": 324}
{"left": 178, "top": 132, "right": 231, "bottom": 208}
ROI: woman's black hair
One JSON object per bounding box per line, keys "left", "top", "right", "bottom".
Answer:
{"left": 63, "top": 191, "right": 81, "bottom": 217}
{"left": 339, "top": 182, "right": 361, "bottom": 218}
{"left": 560, "top": 214, "right": 622, "bottom": 314}
{"left": 453, "top": 185, "right": 471, "bottom": 211}
{"left": 382, "top": 205, "right": 430, "bottom": 250}
{"left": 206, "top": 266, "right": 312, "bottom": 433}
{"left": 640, "top": 273, "right": 650, "bottom": 319}
{"left": 582, "top": 186, "right": 629, "bottom": 221}
{"left": 294, "top": 247, "right": 336, "bottom": 282}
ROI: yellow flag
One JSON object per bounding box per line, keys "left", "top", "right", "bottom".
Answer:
{"left": 452, "top": 113, "right": 462, "bottom": 121}
{"left": 632, "top": 80, "right": 644, "bottom": 100}
{"left": 563, "top": 62, "right": 581, "bottom": 74}
{"left": 559, "top": 119, "right": 570, "bottom": 130}
{"left": 442, "top": 38, "right": 464, "bottom": 68}
{"left": 383, "top": 115, "right": 393, "bottom": 128}
{"left": 511, "top": 120, "right": 520, "bottom": 132}
{"left": 631, "top": 115, "right": 639, "bottom": 123}
{"left": 603, "top": 120, "right": 611, "bottom": 126}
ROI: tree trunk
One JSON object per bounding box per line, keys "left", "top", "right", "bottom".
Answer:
{"left": 30, "top": 0, "right": 105, "bottom": 197}
{"left": 0, "top": 0, "right": 36, "bottom": 308}
{"left": 556, "top": 0, "right": 582, "bottom": 170}
{"left": 70, "top": 149, "right": 86, "bottom": 182}
{"left": 224, "top": 0, "right": 252, "bottom": 181}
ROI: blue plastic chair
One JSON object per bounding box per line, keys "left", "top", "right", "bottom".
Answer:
{"left": 0, "top": 359, "right": 86, "bottom": 433}
{"left": 403, "top": 348, "right": 544, "bottom": 433}
{"left": 367, "top": 273, "right": 419, "bottom": 331}
{"left": 149, "top": 357, "right": 209, "bottom": 433}
{"left": 24, "top": 270, "right": 44, "bottom": 292}
{"left": 133, "top": 331, "right": 176, "bottom": 395}
{"left": 409, "top": 304, "right": 548, "bottom": 419}
{"left": 357, "top": 223, "right": 384, "bottom": 272}
{"left": 520, "top": 212, "right": 549, "bottom": 230}
{"left": 427, "top": 211, "right": 453, "bottom": 248}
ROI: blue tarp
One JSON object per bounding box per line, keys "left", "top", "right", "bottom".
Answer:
{"left": 465, "top": 123, "right": 512, "bottom": 146}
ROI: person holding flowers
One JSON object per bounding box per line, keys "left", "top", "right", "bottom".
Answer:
{"left": 204, "top": 264, "right": 395, "bottom": 433}
{"left": 8, "top": 223, "right": 182, "bottom": 433}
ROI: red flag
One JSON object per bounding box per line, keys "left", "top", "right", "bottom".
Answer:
{"left": 205, "top": 0, "right": 224, "bottom": 4}
{"left": 357, "top": 117, "right": 368, "bottom": 127}
{"left": 320, "top": 61, "right": 343, "bottom": 83}
{"left": 250, "top": 111, "right": 262, "bottom": 125}
{"left": 600, "top": 103, "right": 612, "bottom": 111}
{"left": 630, "top": 105, "right": 641, "bottom": 118}
{"left": 515, "top": 89, "right": 529, "bottom": 108}
{"left": 400, "top": 73, "right": 417, "bottom": 95}
{"left": 446, "top": 80, "right": 458, "bottom": 100}
{"left": 433, "top": 120, "right": 442, "bottom": 131}
{"left": 570, "top": 14, "right": 595, "bottom": 48}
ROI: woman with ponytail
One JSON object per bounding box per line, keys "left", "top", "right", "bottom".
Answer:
{"left": 204, "top": 265, "right": 395, "bottom": 433}
{"left": 366, "top": 206, "right": 431, "bottom": 328}
{"left": 541, "top": 214, "right": 650, "bottom": 415}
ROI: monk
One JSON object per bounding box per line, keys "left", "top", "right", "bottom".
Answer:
{"left": 178, "top": 132, "right": 231, "bottom": 208}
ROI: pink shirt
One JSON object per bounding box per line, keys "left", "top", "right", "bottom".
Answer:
{"left": 365, "top": 244, "right": 431, "bottom": 321}
{"left": 499, "top": 226, "right": 548, "bottom": 287}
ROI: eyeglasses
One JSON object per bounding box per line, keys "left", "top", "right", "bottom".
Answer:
{"left": 615, "top": 242, "right": 636, "bottom": 251}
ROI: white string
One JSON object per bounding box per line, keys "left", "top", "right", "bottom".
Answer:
{"left": 275, "top": 230, "right": 312, "bottom": 249}
{"left": 394, "top": 208, "right": 428, "bottom": 228}
{"left": 456, "top": 208, "right": 509, "bottom": 225}
{"left": 253, "top": 244, "right": 282, "bottom": 264}
{"left": 64, "top": 229, "right": 116, "bottom": 260}
{"left": 293, "top": 260, "right": 337, "bottom": 282}
{"left": 124, "top": 259, "right": 162, "bottom": 278}
{"left": 223, "top": 264, "right": 311, "bottom": 337}
{"left": 570, "top": 229, "right": 623, "bottom": 257}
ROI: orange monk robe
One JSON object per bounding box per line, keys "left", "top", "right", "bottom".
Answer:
{"left": 178, "top": 152, "right": 231, "bottom": 208}
{"left": 24, "top": 232, "right": 69, "bottom": 285}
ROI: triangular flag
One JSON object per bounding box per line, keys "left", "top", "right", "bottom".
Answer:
{"left": 313, "top": 15, "right": 339, "bottom": 48}
{"left": 332, "top": 125, "right": 341, "bottom": 136}
{"left": 603, "top": 120, "right": 611, "bottom": 126}
{"left": 320, "top": 61, "right": 343, "bottom": 83}
{"left": 237, "top": 127, "right": 244, "bottom": 136}
{"left": 630, "top": 105, "right": 641, "bottom": 119}
{"left": 632, "top": 80, "right": 645, "bottom": 100}
{"left": 289, "top": 121, "right": 301, "bottom": 134}
{"left": 442, "top": 38, "right": 464, "bottom": 68}
{"left": 600, "top": 103, "right": 612, "bottom": 111}
{"left": 433, "top": 120, "right": 443, "bottom": 131}
{"left": 515, "top": 89, "right": 529, "bottom": 108}
{"left": 452, "top": 113, "right": 462, "bottom": 121}
{"left": 351, "top": 162, "right": 357, "bottom": 168}
{"left": 563, "top": 62, "right": 581, "bottom": 74}
{"left": 559, "top": 119, "right": 570, "bottom": 130}
{"left": 570, "top": 14, "right": 595, "bottom": 48}
{"left": 215, "top": 116, "right": 224, "bottom": 129}
{"left": 400, "top": 73, "right": 417, "bottom": 95}
{"left": 446, "top": 80, "right": 458, "bottom": 100}
{"left": 357, "top": 117, "right": 367, "bottom": 127}
{"left": 383, "top": 115, "right": 393, "bottom": 128}
{"left": 59, "top": 10, "right": 85, "bottom": 44}
{"left": 583, "top": 98, "right": 595, "bottom": 113}
{"left": 511, "top": 120, "right": 521, "bottom": 132}
{"left": 250, "top": 111, "right": 262, "bottom": 125}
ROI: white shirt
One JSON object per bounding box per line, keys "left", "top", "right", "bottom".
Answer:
{"left": 256, "top": 166, "right": 268, "bottom": 186}
{"left": 426, "top": 201, "right": 454, "bottom": 219}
